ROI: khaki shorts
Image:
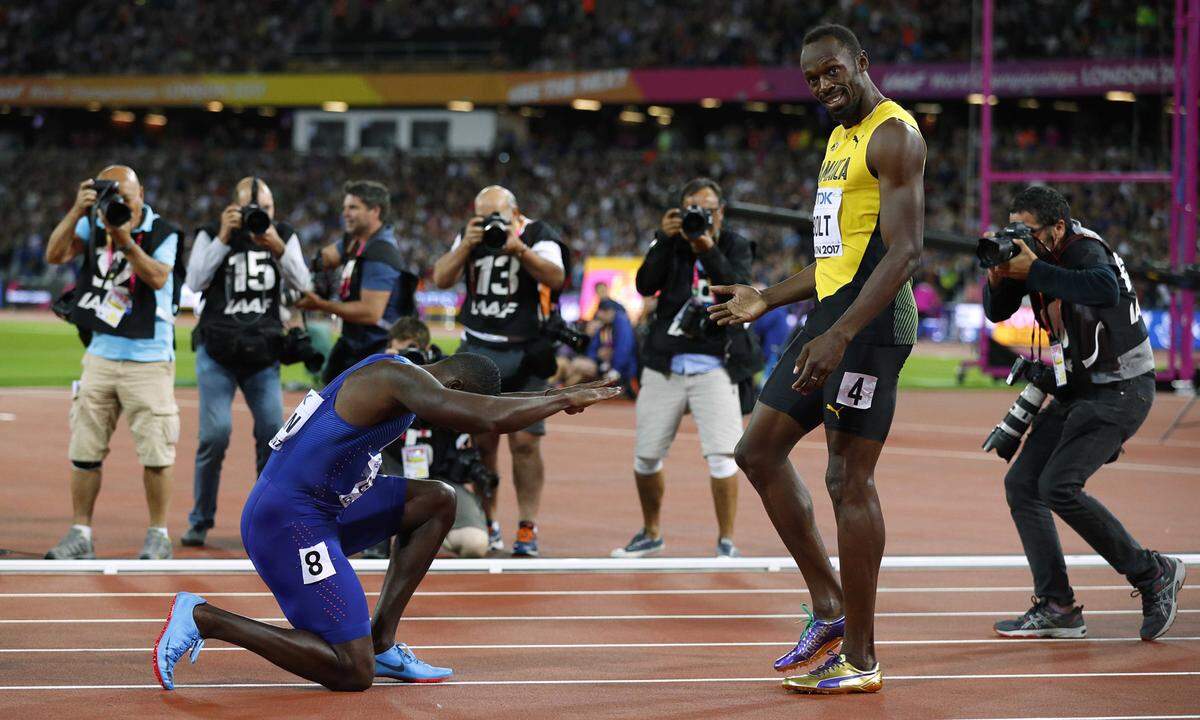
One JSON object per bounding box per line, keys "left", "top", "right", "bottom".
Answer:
{"left": 69, "top": 353, "right": 179, "bottom": 468}
{"left": 634, "top": 366, "right": 743, "bottom": 461}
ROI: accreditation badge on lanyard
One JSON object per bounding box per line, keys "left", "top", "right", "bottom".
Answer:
{"left": 95, "top": 241, "right": 136, "bottom": 328}
{"left": 812, "top": 187, "right": 844, "bottom": 258}
{"left": 338, "top": 240, "right": 367, "bottom": 300}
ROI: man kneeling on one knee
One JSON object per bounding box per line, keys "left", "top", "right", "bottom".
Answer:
{"left": 368, "top": 317, "right": 491, "bottom": 560}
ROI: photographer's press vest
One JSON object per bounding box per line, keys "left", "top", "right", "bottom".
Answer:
{"left": 340, "top": 230, "right": 418, "bottom": 347}
{"left": 459, "top": 219, "right": 565, "bottom": 341}
{"left": 1030, "top": 224, "right": 1151, "bottom": 386}
{"left": 70, "top": 207, "right": 181, "bottom": 339}
{"left": 194, "top": 221, "right": 294, "bottom": 342}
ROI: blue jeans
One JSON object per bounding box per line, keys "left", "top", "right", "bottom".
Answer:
{"left": 189, "top": 344, "right": 284, "bottom": 530}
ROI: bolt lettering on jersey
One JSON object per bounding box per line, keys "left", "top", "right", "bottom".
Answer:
{"left": 807, "top": 99, "right": 920, "bottom": 346}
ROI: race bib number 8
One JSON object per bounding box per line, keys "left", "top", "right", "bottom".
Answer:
{"left": 298, "top": 540, "right": 337, "bottom": 585}
{"left": 269, "top": 390, "right": 324, "bottom": 450}
{"left": 812, "top": 187, "right": 844, "bottom": 258}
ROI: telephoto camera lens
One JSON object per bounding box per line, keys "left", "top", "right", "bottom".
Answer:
{"left": 976, "top": 236, "right": 1017, "bottom": 268}
{"left": 679, "top": 205, "right": 712, "bottom": 240}
{"left": 242, "top": 205, "right": 271, "bottom": 235}
{"left": 481, "top": 213, "right": 509, "bottom": 252}
{"left": 981, "top": 383, "right": 1047, "bottom": 462}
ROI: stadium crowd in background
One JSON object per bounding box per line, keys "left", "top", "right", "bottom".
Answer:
{"left": 0, "top": 1, "right": 1170, "bottom": 74}
{"left": 0, "top": 106, "right": 1176, "bottom": 310}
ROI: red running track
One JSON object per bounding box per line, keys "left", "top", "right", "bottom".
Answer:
{"left": 0, "top": 566, "right": 1196, "bottom": 719}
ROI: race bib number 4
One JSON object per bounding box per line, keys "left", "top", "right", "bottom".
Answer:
{"left": 836, "top": 372, "right": 877, "bottom": 409}
{"left": 298, "top": 541, "right": 337, "bottom": 585}
{"left": 812, "top": 187, "right": 844, "bottom": 258}
{"left": 269, "top": 390, "right": 324, "bottom": 450}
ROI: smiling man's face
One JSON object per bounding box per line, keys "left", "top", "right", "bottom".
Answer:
{"left": 801, "top": 36, "right": 868, "bottom": 125}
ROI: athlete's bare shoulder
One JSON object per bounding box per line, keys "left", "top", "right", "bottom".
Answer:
{"left": 866, "top": 118, "right": 926, "bottom": 180}
{"left": 335, "top": 358, "right": 425, "bottom": 426}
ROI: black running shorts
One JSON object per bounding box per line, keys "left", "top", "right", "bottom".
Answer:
{"left": 758, "top": 331, "right": 912, "bottom": 443}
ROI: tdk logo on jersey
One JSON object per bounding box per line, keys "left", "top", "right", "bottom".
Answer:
{"left": 817, "top": 190, "right": 838, "bottom": 204}
{"left": 819, "top": 157, "right": 850, "bottom": 182}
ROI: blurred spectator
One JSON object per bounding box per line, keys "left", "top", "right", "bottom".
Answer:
{"left": 752, "top": 301, "right": 792, "bottom": 383}
{"left": 0, "top": 1, "right": 1171, "bottom": 74}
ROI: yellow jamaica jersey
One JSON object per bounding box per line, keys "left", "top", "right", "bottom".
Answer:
{"left": 807, "top": 99, "right": 919, "bottom": 345}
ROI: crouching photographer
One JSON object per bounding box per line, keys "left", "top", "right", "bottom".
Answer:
{"left": 182, "top": 176, "right": 313, "bottom": 546}
{"left": 432, "top": 185, "right": 575, "bottom": 557}
{"left": 613, "top": 178, "right": 762, "bottom": 559}
{"left": 982, "top": 186, "right": 1185, "bottom": 641}
{"left": 366, "top": 318, "right": 494, "bottom": 559}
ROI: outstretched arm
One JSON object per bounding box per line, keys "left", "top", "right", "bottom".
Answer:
{"left": 336, "top": 362, "right": 618, "bottom": 433}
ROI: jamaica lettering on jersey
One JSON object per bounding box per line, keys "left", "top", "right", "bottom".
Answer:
{"left": 806, "top": 99, "right": 920, "bottom": 346}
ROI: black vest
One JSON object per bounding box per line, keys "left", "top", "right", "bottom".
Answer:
{"left": 195, "top": 221, "right": 295, "bottom": 340}
{"left": 1031, "top": 226, "right": 1150, "bottom": 386}
{"left": 70, "top": 211, "right": 181, "bottom": 339}
{"left": 338, "top": 231, "right": 418, "bottom": 347}
{"left": 459, "top": 219, "right": 565, "bottom": 340}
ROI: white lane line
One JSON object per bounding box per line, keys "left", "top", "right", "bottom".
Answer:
{"left": 2, "top": 671, "right": 1199, "bottom": 690}
{"left": 3, "top": 636, "right": 1198, "bottom": 653}
{"left": 2, "top": 609, "right": 1196, "bottom": 624}
{"left": 0, "top": 584, "right": 1155, "bottom": 599}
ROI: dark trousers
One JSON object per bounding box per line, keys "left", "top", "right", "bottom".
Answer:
{"left": 321, "top": 335, "right": 386, "bottom": 386}
{"left": 1004, "top": 373, "right": 1159, "bottom": 605}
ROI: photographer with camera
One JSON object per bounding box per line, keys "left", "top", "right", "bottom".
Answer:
{"left": 296, "top": 180, "right": 418, "bottom": 384}
{"left": 612, "top": 178, "right": 760, "bottom": 559}
{"left": 363, "top": 318, "right": 493, "bottom": 560}
{"left": 181, "top": 176, "right": 312, "bottom": 547}
{"left": 43, "top": 165, "right": 183, "bottom": 560}
{"left": 431, "top": 185, "right": 570, "bottom": 557}
{"left": 983, "top": 186, "right": 1184, "bottom": 641}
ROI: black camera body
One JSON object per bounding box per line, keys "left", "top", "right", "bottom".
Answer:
{"left": 477, "top": 213, "right": 509, "bottom": 255}
{"left": 92, "top": 179, "right": 132, "bottom": 227}
{"left": 540, "top": 314, "right": 590, "bottom": 353}
{"left": 396, "top": 344, "right": 445, "bottom": 366}
{"left": 679, "top": 205, "right": 714, "bottom": 241}
{"left": 278, "top": 326, "right": 325, "bottom": 373}
{"left": 977, "top": 222, "right": 1034, "bottom": 269}
{"left": 981, "top": 356, "right": 1057, "bottom": 462}
{"left": 449, "top": 446, "right": 500, "bottom": 502}
{"left": 677, "top": 298, "right": 719, "bottom": 340}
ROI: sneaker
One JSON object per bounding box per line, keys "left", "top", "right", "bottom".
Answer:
{"left": 782, "top": 652, "right": 883, "bottom": 694}
{"left": 994, "top": 596, "right": 1086, "bottom": 638}
{"left": 180, "top": 525, "right": 207, "bottom": 548}
{"left": 1134, "top": 553, "right": 1187, "bottom": 640}
{"left": 361, "top": 539, "right": 391, "bottom": 560}
{"left": 44, "top": 527, "right": 95, "bottom": 559}
{"left": 153, "top": 592, "right": 207, "bottom": 690}
{"left": 716, "top": 537, "right": 741, "bottom": 558}
{"left": 375, "top": 643, "right": 453, "bottom": 683}
{"left": 487, "top": 521, "right": 504, "bottom": 552}
{"left": 611, "top": 530, "right": 664, "bottom": 558}
{"left": 774, "top": 604, "right": 846, "bottom": 673}
{"left": 139, "top": 529, "right": 173, "bottom": 560}
{"left": 511, "top": 521, "right": 539, "bottom": 557}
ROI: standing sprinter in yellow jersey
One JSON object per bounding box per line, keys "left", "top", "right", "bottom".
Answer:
{"left": 709, "top": 24, "right": 925, "bottom": 695}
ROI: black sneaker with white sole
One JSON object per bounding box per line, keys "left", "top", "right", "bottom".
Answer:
{"left": 994, "top": 596, "right": 1087, "bottom": 638}
{"left": 1134, "top": 552, "right": 1187, "bottom": 641}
